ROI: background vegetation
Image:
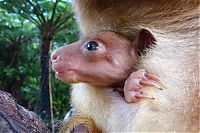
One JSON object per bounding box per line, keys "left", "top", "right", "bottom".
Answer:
{"left": 0, "top": 0, "right": 78, "bottom": 129}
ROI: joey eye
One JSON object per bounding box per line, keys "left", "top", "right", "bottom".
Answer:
{"left": 85, "top": 41, "right": 99, "bottom": 51}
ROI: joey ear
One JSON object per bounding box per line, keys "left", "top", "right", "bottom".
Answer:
{"left": 132, "top": 29, "right": 156, "bottom": 56}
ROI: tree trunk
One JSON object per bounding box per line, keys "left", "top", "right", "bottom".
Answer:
{"left": 0, "top": 90, "right": 50, "bottom": 133}
{"left": 40, "top": 36, "right": 52, "bottom": 125}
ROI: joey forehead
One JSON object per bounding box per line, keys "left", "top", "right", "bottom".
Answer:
{"left": 86, "top": 31, "right": 131, "bottom": 46}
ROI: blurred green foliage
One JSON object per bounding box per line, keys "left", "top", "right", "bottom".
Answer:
{"left": 0, "top": 0, "right": 79, "bottom": 122}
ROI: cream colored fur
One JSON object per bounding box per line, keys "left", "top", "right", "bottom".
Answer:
{"left": 71, "top": 28, "right": 199, "bottom": 131}
{"left": 70, "top": 0, "right": 199, "bottom": 132}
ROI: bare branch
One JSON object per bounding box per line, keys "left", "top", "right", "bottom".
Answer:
{"left": 20, "top": 13, "right": 40, "bottom": 25}
{"left": 54, "top": 24, "right": 71, "bottom": 34}
{"left": 53, "top": 15, "right": 71, "bottom": 33}
{"left": 21, "top": 36, "right": 33, "bottom": 44}
{"left": 52, "top": 14, "right": 62, "bottom": 26}
{"left": 50, "top": 0, "right": 59, "bottom": 23}
{"left": 26, "top": 0, "right": 46, "bottom": 24}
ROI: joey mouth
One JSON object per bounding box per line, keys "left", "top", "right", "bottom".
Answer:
{"left": 55, "top": 69, "right": 79, "bottom": 82}
{"left": 55, "top": 69, "right": 75, "bottom": 76}
{"left": 52, "top": 62, "right": 78, "bottom": 79}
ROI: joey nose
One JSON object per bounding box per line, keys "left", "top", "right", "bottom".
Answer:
{"left": 51, "top": 51, "right": 60, "bottom": 63}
